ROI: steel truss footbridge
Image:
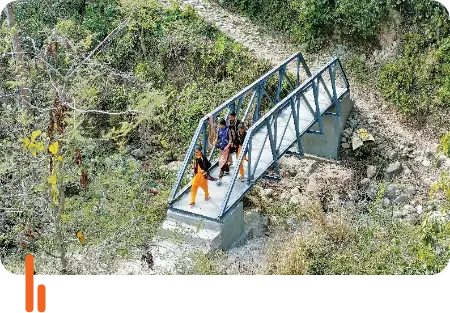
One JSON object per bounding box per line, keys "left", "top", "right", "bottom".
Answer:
{"left": 168, "top": 52, "right": 350, "bottom": 222}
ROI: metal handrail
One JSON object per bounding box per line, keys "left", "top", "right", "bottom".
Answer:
{"left": 218, "top": 57, "right": 349, "bottom": 217}
{"left": 168, "top": 51, "right": 311, "bottom": 204}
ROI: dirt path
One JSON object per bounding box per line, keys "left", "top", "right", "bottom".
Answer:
{"left": 170, "top": 0, "right": 442, "bottom": 150}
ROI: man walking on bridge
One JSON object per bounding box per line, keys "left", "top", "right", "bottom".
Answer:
{"left": 215, "top": 118, "right": 232, "bottom": 185}
{"left": 228, "top": 111, "right": 241, "bottom": 166}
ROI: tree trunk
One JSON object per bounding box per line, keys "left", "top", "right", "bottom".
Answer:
{"left": 53, "top": 161, "right": 68, "bottom": 274}
{"left": 4, "top": 3, "right": 23, "bottom": 64}
{"left": 4, "top": 2, "right": 30, "bottom": 101}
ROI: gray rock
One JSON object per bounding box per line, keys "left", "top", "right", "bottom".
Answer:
{"left": 342, "top": 143, "right": 351, "bottom": 149}
{"left": 131, "top": 148, "right": 145, "bottom": 159}
{"left": 437, "top": 155, "right": 448, "bottom": 167}
{"left": 422, "top": 159, "right": 431, "bottom": 167}
{"left": 425, "top": 149, "right": 434, "bottom": 158}
{"left": 280, "top": 191, "right": 290, "bottom": 201}
{"left": 366, "top": 182, "right": 379, "bottom": 199}
{"left": 403, "top": 167, "right": 412, "bottom": 175}
{"left": 343, "top": 128, "right": 353, "bottom": 136}
{"left": 393, "top": 194, "right": 409, "bottom": 205}
{"left": 285, "top": 217, "right": 299, "bottom": 232}
{"left": 261, "top": 215, "right": 270, "bottom": 228}
{"left": 405, "top": 186, "right": 416, "bottom": 196}
{"left": 385, "top": 161, "right": 402, "bottom": 176}
{"left": 345, "top": 200, "right": 355, "bottom": 210}
{"left": 290, "top": 187, "right": 300, "bottom": 196}
{"left": 360, "top": 178, "right": 371, "bottom": 186}
{"left": 290, "top": 195, "right": 301, "bottom": 205}
{"left": 445, "top": 158, "right": 450, "bottom": 168}
{"left": 262, "top": 188, "right": 274, "bottom": 197}
{"left": 388, "top": 151, "right": 399, "bottom": 160}
{"left": 367, "top": 165, "right": 377, "bottom": 179}
{"left": 381, "top": 198, "right": 391, "bottom": 207}
{"left": 349, "top": 119, "right": 358, "bottom": 128}
{"left": 341, "top": 137, "right": 347, "bottom": 143}
{"left": 385, "top": 184, "right": 399, "bottom": 199}
{"left": 416, "top": 205, "right": 423, "bottom": 215}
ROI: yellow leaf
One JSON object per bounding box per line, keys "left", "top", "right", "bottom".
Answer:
{"left": 23, "top": 137, "right": 30, "bottom": 147}
{"left": 57, "top": 156, "right": 63, "bottom": 162}
{"left": 49, "top": 141, "right": 59, "bottom": 155}
{"left": 47, "top": 175, "right": 57, "bottom": 185}
{"left": 31, "top": 130, "right": 42, "bottom": 141}
{"left": 31, "top": 150, "right": 37, "bottom": 157}
{"left": 36, "top": 142, "right": 44, "bottom": 152}
{"left": 76, "top": 231, "right": 87, "bottom": 246}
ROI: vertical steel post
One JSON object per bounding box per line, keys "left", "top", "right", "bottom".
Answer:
{"left": 247, "top": 136, "right": 252, "bottom": 183}
{"left": 266, "top": 119, "right": 281, "bottom": 176}
{"left": 253, "top": 84, "right": 263, "bottom": 123}
{"left": 275, "top": 66, "right": 285, "bottom": 103}
{"left": 329, "top": 63, "right": 341, "bottom": 117}
{"left": 290, "top": 96, "right": 304, "bottom": 156}
{"left": 312, "top": 78, "right": 324, "bottom": 134}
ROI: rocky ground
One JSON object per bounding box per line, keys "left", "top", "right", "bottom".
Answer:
{"left": 110, "top": 0, "right": 450, "bottom": 275}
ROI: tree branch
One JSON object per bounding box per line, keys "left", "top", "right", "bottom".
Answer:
{"left": 64, "top": 99, "right": 145, "bottom": 116}
{"left": 65, "top": 18, "right": 130, "bottom": 81}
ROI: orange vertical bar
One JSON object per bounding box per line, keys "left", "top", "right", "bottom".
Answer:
{"left": 38, "top": 285, "right": 46, "bottom": 312}
{"left": 25, "top": 254, "right": 34, "bottom": 312}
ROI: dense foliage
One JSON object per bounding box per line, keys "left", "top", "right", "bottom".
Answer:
{"left": 0, "top": 0, "right": 268, "bottom": 274}
{"left": 221, "top": 0, "right": 391, "bottom": 49}
{"left": 220, "top": 0, "right": 450, "bottom": 115}
{"left": 378, "top": 1, "right": 450, "bottom": 115}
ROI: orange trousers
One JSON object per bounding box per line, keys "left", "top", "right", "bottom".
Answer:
{"left": 191, "top": 165, "right": 209, "bottom": 203}
{"left": 237, "top": 145, "right": 245, "bottom": 177}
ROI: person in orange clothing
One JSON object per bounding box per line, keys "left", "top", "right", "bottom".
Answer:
{"left": 189, "top": 146, "right": 211, "bottom": 206}
{"left": 236, "top": 122, "right": 247, "bottom": 181}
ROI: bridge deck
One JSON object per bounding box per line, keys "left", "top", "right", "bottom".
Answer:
{"left": 172, "top": 86, "right": 346, "bottom": 219}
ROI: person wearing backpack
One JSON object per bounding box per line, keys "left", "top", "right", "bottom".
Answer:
{"left": 215, "top": 118, "right": 232, "bottom": 185}
{"left": 228, "top": 111, "right": 241, "bottom": 166}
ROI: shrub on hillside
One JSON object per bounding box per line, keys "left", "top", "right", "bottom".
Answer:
{"left": 335, "top": 0, "right": 390, "bottom": 44}
{"left": 378, "top": 34, "right": 450, "bottom": 114}
{"left": 219, "top": 0, "right": 296, "bottom": 33}
{"left": 290, "top": 0, "right": 335, "bottom": 50}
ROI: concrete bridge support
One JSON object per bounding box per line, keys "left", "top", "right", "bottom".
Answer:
{"left": 301, "top": 93, "right": 354, "bottom": 159}
{"left": 161, "top": 202, "right": 244, "bottom": 251}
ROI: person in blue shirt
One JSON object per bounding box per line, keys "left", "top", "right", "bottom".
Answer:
{"left": 214, "top": 118, "right": 232, "bottom": 185}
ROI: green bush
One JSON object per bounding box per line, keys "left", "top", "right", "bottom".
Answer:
{"left": 221, "top": 0, "right": 392, "bottom": 50}
{"left": 220, "top": 0, "right": 297, "bottom": 33}
{"left": 290, "top": 0, "right": 335, "bottom": 50}
{"left": 378, "top": 34, "right": 450, "bottom": 114}
{"left": 335, "top": 0, "right": 390, "bottom": 44}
